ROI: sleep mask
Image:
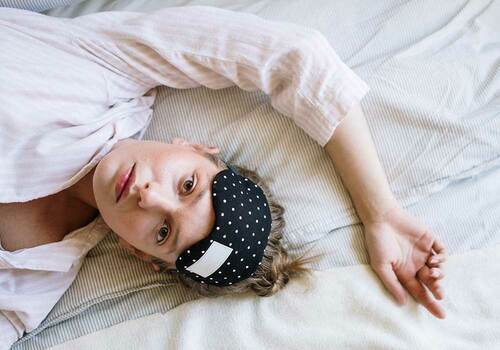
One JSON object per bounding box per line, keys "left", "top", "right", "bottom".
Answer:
{"left": 175, "top": 162, "right": 272, "bottom": 286}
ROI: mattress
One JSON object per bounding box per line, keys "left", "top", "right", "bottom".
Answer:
{"left": 11, "top": 0, "right": 500, "bottom": 348}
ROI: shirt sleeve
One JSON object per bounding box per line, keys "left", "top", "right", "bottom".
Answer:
{"left": 68, "top": 5, "right": 369, "bottom": 148}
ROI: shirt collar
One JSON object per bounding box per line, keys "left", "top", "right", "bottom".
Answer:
{"left": 0, "top": 216, "right": 108, "bottom": 272}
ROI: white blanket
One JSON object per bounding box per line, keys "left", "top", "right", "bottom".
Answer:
{"left": 50, "top": 243, "right": 500, "bottom": 350}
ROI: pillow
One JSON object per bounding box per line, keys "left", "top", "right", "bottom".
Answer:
{"left": 0, "top": 0, "right": 85, "bottom": 12}
{"left": 144, "top": 85, "right": 359, "bottom": 252}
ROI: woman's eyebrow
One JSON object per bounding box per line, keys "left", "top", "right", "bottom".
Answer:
{"left": 193, "top": 172, "right": 210, "bottom": 206}
{"left": 169, "top": 173, "right": 210, "bottom": 254}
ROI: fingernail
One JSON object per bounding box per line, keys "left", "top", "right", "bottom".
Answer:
{"left": 431, "top": 270, "right": 439, "bottom": 277}
{"left": 430, "top": 258, "right": 437, "bottom": 264}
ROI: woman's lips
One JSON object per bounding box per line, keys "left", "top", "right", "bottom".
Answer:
{"left": 115, "top": 163, "right": 136, "bottom": 203}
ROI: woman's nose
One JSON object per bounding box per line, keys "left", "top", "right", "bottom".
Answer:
{"left": 137, "top": 181, "right": 171, "bottom": 211}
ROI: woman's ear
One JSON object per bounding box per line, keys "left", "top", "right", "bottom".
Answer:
{"left": 171, "top": 137, "right": 189, "bottom": 146}
{"left": 171, "top": 137, "right": 220, "bottom": 155}
{"left": 194, "top": 143, "right": 220, "bottom": 155}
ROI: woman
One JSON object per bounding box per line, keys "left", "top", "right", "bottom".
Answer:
{"left": 0, "top": 5, "right": 446, "bottom": 347}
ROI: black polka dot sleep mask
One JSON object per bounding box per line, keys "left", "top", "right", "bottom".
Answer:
{"left": 175, "top": 163, "right": 272, "bottom": 286}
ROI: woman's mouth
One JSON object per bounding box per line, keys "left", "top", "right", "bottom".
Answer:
{"left": 115, "top": 163, "right": 136, "bottom": 203}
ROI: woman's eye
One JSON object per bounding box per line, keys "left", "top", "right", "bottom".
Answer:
{"left": 156, "top": 224, "right": 170, "bottom": 245}
{"left": 183, "top": 176, "right": 195, "bottom": 192}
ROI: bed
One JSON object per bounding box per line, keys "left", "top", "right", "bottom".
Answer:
{"left": 5, "top": 0, "right": 500, "bottom": 349}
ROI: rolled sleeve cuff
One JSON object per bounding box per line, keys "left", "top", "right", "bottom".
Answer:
{"left": 297, "top": 68, "right": 370, "bottom": 148}
{"left": 283, "top": 29, "right": 370, "bottom": 148}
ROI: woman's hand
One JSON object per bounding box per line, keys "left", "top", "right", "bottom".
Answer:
{"left": 323, "top": 103, "right": 448, "bottom": 318}
{"left": 363, "top": 204, "right": 448, "bottom": 319}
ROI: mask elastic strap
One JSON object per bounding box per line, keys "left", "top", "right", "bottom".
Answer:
{"left": 221, "top": 158, "right": 238, "bottom": 175}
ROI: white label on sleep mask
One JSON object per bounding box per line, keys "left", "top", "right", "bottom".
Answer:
{"left": 186, "top": 241, "right": 233, "bottom": 277}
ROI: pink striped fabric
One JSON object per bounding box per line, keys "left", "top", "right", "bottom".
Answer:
{"left": 0, "top": 5, "right": 368, "bottom": 203}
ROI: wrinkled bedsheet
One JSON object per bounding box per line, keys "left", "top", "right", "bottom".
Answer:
{"left": 50, "top": 241, "right": 500, "bottom": 350}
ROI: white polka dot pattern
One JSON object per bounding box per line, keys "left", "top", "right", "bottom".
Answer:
{"left": 175, "top": 164, "right": 272, "bottom": 286}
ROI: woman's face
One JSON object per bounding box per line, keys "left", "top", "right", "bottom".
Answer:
{"left": 93, "top": 138, "right": 223, "bottom": 268}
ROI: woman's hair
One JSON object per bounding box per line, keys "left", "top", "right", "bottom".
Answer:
{"left": 152, "top": 151, "right": 324, "bottom": 298}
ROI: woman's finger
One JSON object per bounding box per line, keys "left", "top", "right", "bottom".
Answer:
{"left": 372, "top": 264, "right": 408, "bottom": 305}
{"left": 423, "top": 266, "right": 445, "bottom": 280}
{"left": 432, "top": 238, "right": 447, "bottom": 256}
{"left": 417, "top": 266, "right": 444, "bottom": 300}
{"left": 401, "top": 275, "right": 446, "bottom": 319}
{"left": 427, "top": 253, "right": 447, "bottom": 267}
{"left": 431, "top": 268, "right": 445, "bottom": 280}
{"left": 426, "top": 279, "right": 444, "bottom": 300}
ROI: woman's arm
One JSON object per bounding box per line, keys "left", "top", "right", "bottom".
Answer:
{"left": 324, "top": 103, "right": 398, "bottom": 224}
{"left": 324, "top": 102, "right": 448, "bottom": 319}
{"left": 0, "top": 6, "right": 368, "bottom": 202}
{"left": 68, "top": 5, "right": 368, "bottom": 148}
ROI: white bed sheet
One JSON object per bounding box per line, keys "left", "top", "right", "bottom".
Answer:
{"left": 49, "top": 241, "right": 500, "bottom": 350}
